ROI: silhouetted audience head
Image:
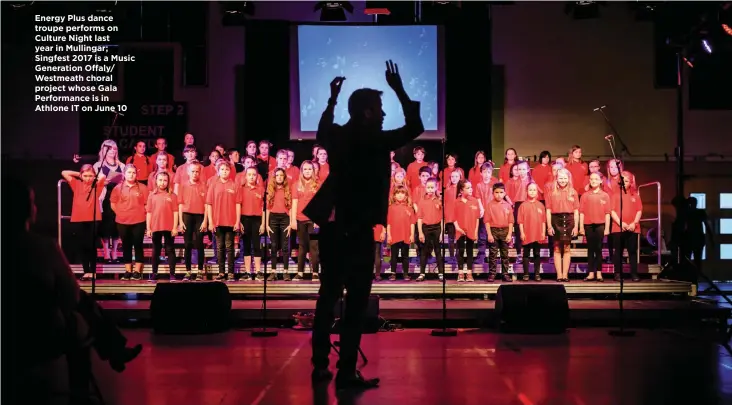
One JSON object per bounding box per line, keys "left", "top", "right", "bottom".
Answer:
{"left": 348, "top": 88, "right": 385, "bottom": 128}
{"left": 687, "top": 196, "right": 698, "bottom": 209}
{"left": 3, "top": 176, "right": 35, "bottom": 232}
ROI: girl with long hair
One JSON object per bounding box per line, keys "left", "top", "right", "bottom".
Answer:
{"left": 444, "top": 168, "right": 464, "bottom": 263}
{"left": 545, "top": 168, "right": 580, "bottom": 282}
{"left": 566, "top": 145, "right": 588, "bottom": 196}
{"left": 148, "top": 152, "right": 175, "bottom": 186}
{"left": 506, "top": 161, "right": 532, "bottom": 263}
{"left": 453, "top": 180, "right": 481, "bottom": 282}
{"left": 265, "top": 168, "right": 294, "bottom": 281}
{"left": 93, "top": 140, "right": 125, "bottom": 264}
{"left": 605, "top": 159, "right": 624, "bottom": 262}
{"left": 499, "top": 148, "right": 518, "bottom": 184}
{"left": 315, "top": 147, "right": 330, "bottom": 181}
{"left": 178, "top": 161, "right": 208, "bottom": 281}
{"left": 61, "top": 165, "right": 106, "bottom": 280}
{"left": 441, "top": 153, "right": 458, "bottom": 188}
{"left": 239, "top": 167, "right": 265, "bottom": 281}
{"left": 610, "top": 171, "right": 643, "bottom": 282}
{"left": 518, "top": 182, "right": 546, "bottom": 281}
{"left": 125, "top": 141, "right": 150, "bottom": 185}
{"left": 387, "top": 185, "right": 415, "bottom": 280}
{"left": 416, "top": 178, "right": 445, "bottom": 282}
{"left": 110, "top": 165, "right": 149, "bottom": 280}
{"left": 206, "top": 160, "right": 242, "bottom": 281}
{"left": 532, "top": 151, "right": 552, "bottom": 188}
{"left": 468, "top": 150, "right": 487, "bottom": 187}
{"left": 292, "top": 161, "right": 321, "bottom": 281}
{"left": 146, "top": 172, "right": 179, "bottom": 281}
{"left": 579, "top": 172, "right": 611, "bottom": 282}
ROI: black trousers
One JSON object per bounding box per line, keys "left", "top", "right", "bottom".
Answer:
{"left": 116, "top": 222, "right": 145, "bottom": 264}
{"left": 612, "top": 231, "right": 639, "bottom": 276}
{"left": 152, "top": 231, "right": 176, "bottom": 274}
{"left": 584, "top": 224, "right": 605, "bottom": 273}
{"left": 522, "top": 241, "right": 541, "bottom": 275}
{"left": 241, "top": 215, "right": 263, "bottom": 257}
{"left": 445, "top": 223, "right": 456, "bottom": 259}
{"left": 390, "top": 241, "right": 410, "bottom": 274}
{"left": 488, "top": 227, "right": 510, "bottom": 274}
{"left": 74, "top": 221, "right": 97, "bottom": 274}
{"left": 456, "top": 235, "right": 475, "bottom": 270}
{"left": 374, "top": 242, "right": 383, "bottom": 274}
{"left": 513, "top": 201, "right": 523, "bottom": 255}
{"left": 312, "top": 223, "right": 374, "bottom": 374}
{"left": 269, "top": 213, "right": 290, "bottom": 271}
{"left": 182, "top": 213, "right": 205, "bottom": 271}
{"left": 420, "top": 223, "right": 444, "bottom": 274}
{"left": 215, "top": 226, "right": 236, "bottom": 274}
{"left": 297, "top": 220, "right": 320, "bottom": 274}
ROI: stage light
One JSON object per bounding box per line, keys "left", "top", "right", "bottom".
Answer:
{"left": 315, "top": 2, "right": 354, "bottom": 22}
{"left": 219, "top": 1, "right": 255, "bottom": 16}
{"left": 721, "top": 3, "right": 732, "bottom": 36}
{"left": 8, "top": 1, "right": 34, "bottom": 10}
{"left": 701, "top": 38, "right": 713, "bottom": 54}
{"left": 364, "top": 1, "right": 391, "bottom": 16}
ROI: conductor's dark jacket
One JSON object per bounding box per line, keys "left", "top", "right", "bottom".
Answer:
{"left": 303, "top": 101, "right": 424, "bottom": 231}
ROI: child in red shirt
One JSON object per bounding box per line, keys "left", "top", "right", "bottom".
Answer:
{"left": 444, "top": 168, "right": 464, "bottom": 264}
{"left": 498, "top": 148, "right": 517, "bottom": 184}
{"left": 315, "top": 147, "right": 330, "bottom": 181}
{"left": 453, "top": 180, "right": 481, "bottom": 282}
{"left": 610, "top": 171, "right": 643, "bottom": 282}
{"left": 566, "top": 145, "right": 588, "bottom": 197}
{"left": 238, "top": 167, "right": 265, "bottom": 281}
{"left": 173, "top": 145, "right": 206, "bottom": 195}
{"left": 518, "top": 182, "right": 546, "bottom": 281}
{"left": 531, "top": 151, "right": 552, "bottom": 189}
{"left": 148, "top": 152, "right": 175, "bottom": 188}
{"left": 373, "top": 224, "right": 386, "bottom": 280}
{"left": 441, "top": 153, "right": 458, "bottom": 188}
{"left": 110, "top": 165, "right": 149, "bottom": 280}
{"left": 406, "top": 146, "right": 427, "bottom": 190}
{"left": 387, "top": 185, "right": 415, "bottom": 281}
{"left": 506, "top": 160, "right": 531, "bottom": 263}
{"left": 604, "top": 159, "right": 624, "bottom": 262}
{"left": 61, "top": 165, "right": 106, "bottom": 280}
{"left": 178, "top": 161, "right": 208, "bottom": 280}
{"left": 484, "top": 183, "right": 514, "bottom": 282}
{"left": 292, "top": 162, "right": 320, "bottom": 281}
{"left": 582, "top": 159, "right": 604, "bottom": 193}
{"left": 265, "top": 168, "right": 294, "bottom": 281}
{"left": 125, "top": 141, "right": 151, "bottom": 185}
{"left": 416, "top": 178, "right": 444, "bottom": 282}
{"left": 545, "top": 168, "right": 580, "bottom": 282}
{"left": 146, "top": 172, "right": 179, "bottom": 281}
{"left": 206, "top": 161, "right": 242, "bottom": 281}
{"left": 579, "top": 172, "right": 611, "bottom": 282}
{"left": 475, "top": 161, "right": 495, "bottom": 261}
{"left": 468, "top": 151, "right": 487, "bottom": 187}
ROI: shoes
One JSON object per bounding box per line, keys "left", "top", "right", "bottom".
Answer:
{"left": 311, "top": 368, "right": 333, "bottom": 384}
{"left": 335, "top": 370, "right": 379, "bottom": 391}
{"left": 109, "top": 344, "right": 143, "bottom": 373}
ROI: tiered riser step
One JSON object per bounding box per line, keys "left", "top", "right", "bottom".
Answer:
{"left": 70, "top": 262, "right": 662, "bottom": 275}
{"left": 77, "top": 279, "right": 691, "bottom": 295}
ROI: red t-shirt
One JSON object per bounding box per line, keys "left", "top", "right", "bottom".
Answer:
{"left": 444, "top": 184, "right": 458, "bottom": 223}
{"left": 387, "top": 201, "right": 415, "bottom": 244}
{"left": 580, "top": 189, "right": 611, "bottom": 225}
{"left": 148, "top": 151, "right": 175, "bottom": 173}
{"left": 240, "top": 184, "right": 264, "bottom": 217}
{"left": 294, "top": 183, "right": 318, "bottom": 221}
{"left": 174, "top": 162, "right": 208, "bottom": 186}
{"left": 110, "top": 182, "right": 149, "bottom": 225}
{"left": 506, "top": 177, "right": 530, "bottom": 202}
{"left": 475, "top": 180, "right": 497, "bottom": 214}
{"left": 417, "top": 195, "right": 443, "bottom": 226}
{"left": 406, "top": 161, "right": 428, "bottom": 189}
{"left": 412, "top": 184, "right": 427, "bottom": 206}
{"left": 148, "top": 170, "right": 174, "bottom": 188}
{"left": 267, "top": 187, "right": 289, "bottom": 214}
{"left": 68, "top": 178, "right": 103, "bottom": 222}
{"left": 286, "top": 166, "right": 300, "bottom": 182}
{"left": 531, "top": 164, "right": 552, "bottom": 189}
{"left": 605, "top": 175, "right": 622, "bottom": 199}
{"left": 498, "top": 162, "right": 514, "bottom": 184}
{"left": 467, "top": 166, "right": 483, "bottom": 187}
{"left": 234, "top": 171, "right": 263, "bottom": 187}
{"left": 544, "top": 185, "right": 580, "bottom": 214}
{"left": 206, "top": 179, "right": 242, "bottom": 228}
{"left": 441, "top": 167, "right": 456, "bottom": 187}
{"left": 178, "top": 181, "right": 207, "bottom": 215}
{"left": 611, "top": 192, "right": 643, "bottom": 233}
{"left": 517, "top": 199, "right": 546, "bottom": 244}
{"left": 484, "top": 199, "right": 514, "bottom": 228}
{"left": 125, "top": 154, "right": 151, "bottom": 181}
{"left": 318, "top": 162, "right": 330, "bottom": 182}
{"left": 567, "top": 161, "right": 588, "bottom": 195}
{"left": 202, "top": 164, "right": 217, "bottom": 180}
{"left": 373, "top": 224, "right": 385, "bottom": 242}
{"left": 454, "top": 197, "right": 481, "bottom": 240}
{"left": 146, "top": 191, "right": 178, "bottom": 232}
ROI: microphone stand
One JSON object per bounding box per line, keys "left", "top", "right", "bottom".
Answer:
{"left": 86, "top": 145, "right": 108, "bottom": 298}
{"left": 431, "top": 138, "right": 457, "bottom": 337}
{"left": 594, "top": 106, "right": 631, "bottom": 157}
{"left": 252, "top": 184, "right": 277, "bottom": 337}
{"left": 605, "top": 138, "right": 635, "bottom": 338}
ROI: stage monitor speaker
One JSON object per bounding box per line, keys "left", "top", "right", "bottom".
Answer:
{"left": 495, "top": 284, "right": 569, "bottom": 334}
{"left": 151, "top": 282, "right": 232, "bottom": 334}
{"left": 332, "top": 294, "right": 381, "bottom": 334}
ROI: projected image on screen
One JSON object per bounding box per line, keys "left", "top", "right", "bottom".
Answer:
{"left": 297, "top": 25, "right": 438, "bottom": 132}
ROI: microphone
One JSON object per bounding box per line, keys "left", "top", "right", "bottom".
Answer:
{"left": 593, "top": 105, "right": 606, "bottom": 112}
{"left": 604, "top": 134, "right": 614, "bottom": 140}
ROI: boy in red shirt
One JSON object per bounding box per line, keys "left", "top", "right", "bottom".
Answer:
{"left": 406, "top": 146, "right": 427, "bottom": 190}
{"left": 518, "top": 182, "right": 546, "bottom": 281}
{"left": 475, "top": 162, "right": 495, "bottom": 262}
{"left": 484, "top": 183, "right": 513, "bottom": 282}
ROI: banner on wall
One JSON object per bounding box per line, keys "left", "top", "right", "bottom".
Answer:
{"left": 79, "top": 102, "right": 189, "bottom": 156}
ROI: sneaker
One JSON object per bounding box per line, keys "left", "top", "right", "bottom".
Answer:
{"left": 183, "top": 272, "right": 191, "bottom": 281}
{"left": 283, "top": 273, "right": 291, "bottom": 281}
{"left": 293, "top": 274, "right": 304, "bottom": 281}
{"left": 267, "top": 273, "right": 277, "bottom": 282}
{"left": 239, "top": 273, "right": 251, "bottom": 281}
{"left": 465, "top": 273, "right": 475, "bottom": 282}
{"left": 311, "top": 273, "right": 319, "bottom": 281}
{"left": 169, "top": 274, "right": 177, "bottom": 282}
{"left": 487, "top": 273, "right": 496, "bottom": 282}
{"left": 120, "top": 272, "right": 132, "bottom": 281}
{"left": 457, "top": 273, "right": 465, "bottom": 282}
{"left": 216, "top": 273, "right": 226, "bottom": 281}
{"left": 131, "top": 272, "right": 142, "bottom": 281}
{"left": 226, "top": 273, "right": 235, "bottom": 282}
{"left": 522, "top": 274, "right": 530, "bottom": 281}
{"left": 502, "top": 273, "right": 513, "bottom": 282}
{"left": 388, "top": 274, "right": 397, "bottom": 281}
{"left": 416, "top": 274, "right": 425, "bottom": 282}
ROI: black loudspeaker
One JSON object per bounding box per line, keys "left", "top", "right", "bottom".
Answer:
{"left": 151, "top": 282, "right": 232, "bottom": 334}
{"left": 495, "top": 285, "right": 569, "bottom": 334}
{"left": 332, "top": 295, "right": 381, "bottom": 334}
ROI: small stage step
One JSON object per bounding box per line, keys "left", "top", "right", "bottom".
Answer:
{"left": 79, "top": 278, "right": 691, "bottom": 296}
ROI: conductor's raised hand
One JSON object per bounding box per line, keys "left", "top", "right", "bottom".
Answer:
{"left": 330, "top": 76, "right": 346, "bottom": 100}
{"left": 385, "top": 60, "right": 405, "bottom": 94}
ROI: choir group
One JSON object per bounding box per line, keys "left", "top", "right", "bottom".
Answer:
{"left": 63, "top": 134, "right": 644, "bottom": 284}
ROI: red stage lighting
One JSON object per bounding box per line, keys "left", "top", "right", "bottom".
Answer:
{"left": 721, "top": 3, "right": 732, "bottom": 36}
